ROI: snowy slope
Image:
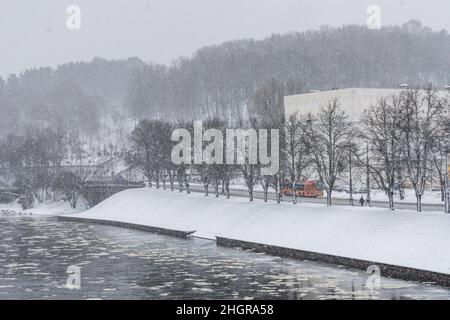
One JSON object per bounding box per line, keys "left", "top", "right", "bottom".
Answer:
{"left": 68, "top": 188, "right": 450, "bottom": 275}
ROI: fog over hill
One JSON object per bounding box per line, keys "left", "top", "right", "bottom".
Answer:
{"left": 1, "top": 21, "right": 450, "bottom": 136}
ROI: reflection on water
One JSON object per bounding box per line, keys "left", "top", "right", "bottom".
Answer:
{"left": 0, "top": 217, "right": 449, "bottom": 300}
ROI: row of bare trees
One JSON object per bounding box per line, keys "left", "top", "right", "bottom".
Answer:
{"left": 284, "top": 86, "right": 449, "bottom": 211}
{"left": 361, "top": 87, "right": 449, "bottom": 211}
{"left": 0, "top": 128, "right": 91, "bottom": 209}
{"left": 127, "top": 86, "right": 449, "bottom": 212}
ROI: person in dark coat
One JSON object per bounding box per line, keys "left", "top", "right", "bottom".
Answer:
{"left": 359, "top": 196, "right": 365, "bottom": 207}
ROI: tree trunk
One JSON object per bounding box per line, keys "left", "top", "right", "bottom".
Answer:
{"left": 185, "top": 179, "right": 190, "bottom": 194}
{"left": 292, "top": 182, "right": 297, "bottom": 204}
{"left": 263, "top": 186, "right": 268, "bottom": 202}
{"left": 326, "top": 190, "right": 332, "bottom": 206}
{"left": 155, "top": 173, "right": 160, "bottom": 189}
{"left": 275, "top": 187, "right": 280, "bottom": 204}
{"left": 249, "top": 189, "right": 253, "bottom": 202}
{"left": 215, "top": 182, "right": 219, "bottom": 198}
{"left": 69, "top": 193, "right": 77, "bottom": 209}
{"left": 417, "top": 194, "right": 422, "bottom": 212}
{"left": 388, "top": 191, "right": 395, "bottom": 211}
{"left": 225, "top": 181, "right": 230, "bottom": 199}
{"left": 170, "top": 177, "right": 174, "bottom": 191}
{"left": 278, "top": 179, "right": 283, "bottom": 202}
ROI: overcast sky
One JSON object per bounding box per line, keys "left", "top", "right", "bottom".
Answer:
{"left": 1, "top": 0, "right": 450, "bottom": 77}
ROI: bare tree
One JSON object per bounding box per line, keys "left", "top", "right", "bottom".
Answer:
{"left": 284, "top": 113, "right": 311, "bottom": 204}
{"left": 128, "top": 120, "right": 155, "bottom": 187}
{"left": 195, "top": 118, "right": 225, "bottom": 197}
{"left": 304, "top": 99, "right": 353, "bottom": 206}
{"left": 52, "top": 171, "right": 88, "bottom": 209}
{"left": 128, "top": 119, "right": 172, "bottom": 188}
{"left": 238, "top": 120, "right": 260, "bottom": 202}
{"left": 399, "top": 87, "right": 444, "bottom": 212}
{"left": 250, "top": 79, "right": 302, "bottom": 124}
{"left": 360, "top": 96, "right": 403, "bottom": 210}
{"left": 432, "top": 93, "right": 450, "bottom": 201}
{"left": 242, "top": 161, "right": 258, "bottom": 202}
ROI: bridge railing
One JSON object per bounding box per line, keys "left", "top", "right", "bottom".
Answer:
{"left": 84, "top": 180, "right": 145, "bottom": 188}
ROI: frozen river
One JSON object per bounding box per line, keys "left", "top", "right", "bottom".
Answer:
{"left": 0, "top": 216, "right": 449, "bottom": 300}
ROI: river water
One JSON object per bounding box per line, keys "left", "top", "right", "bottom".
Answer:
{"left": 0, "top": 216, "right": 449, "bottom": 300}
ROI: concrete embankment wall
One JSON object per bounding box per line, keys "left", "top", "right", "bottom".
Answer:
{"left": 58, "top": 216, "right": 195, "bottom": 239}
{"left": 216, "top": 237, "right": 450, "bottom": 288}
{"left": 57, "top": 214, "right": 450, "bottom": 287}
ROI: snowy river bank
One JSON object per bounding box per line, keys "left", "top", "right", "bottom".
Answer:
{"left": 60, "top": 188, "right": 450, "bottom": 284}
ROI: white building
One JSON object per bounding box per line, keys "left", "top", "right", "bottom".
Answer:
{"left": 284, "top": 87, "right": 449, "bottom": 120}
{"left": 284, "top": 88, "right": 403, "bottom": 120}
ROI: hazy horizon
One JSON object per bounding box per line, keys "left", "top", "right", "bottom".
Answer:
{"left": 2, "top": 0, "right": 450, "bottom": 77}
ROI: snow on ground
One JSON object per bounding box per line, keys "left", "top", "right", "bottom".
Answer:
{"left": 0, "top": 198, "right": 86, "bottom": 216}
{"left": 332, "top": 189, "right": 444, "bottom": 205}
{"left": 67, "top": 188, "right": 450, "bottom": 275}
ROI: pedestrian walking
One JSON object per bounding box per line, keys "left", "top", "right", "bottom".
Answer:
{"left": 359, "top": 196, "right": 365, "bottom": 207}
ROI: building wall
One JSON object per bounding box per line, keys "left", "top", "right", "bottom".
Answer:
{"left": 285, "top": 88, "right": 403, "bottom": 120}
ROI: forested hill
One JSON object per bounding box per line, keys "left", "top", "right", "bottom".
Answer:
{"left": 1, "top": 20, "right": 449, "bottom": 136}
{"left": 0, "top": 57, "right": 144, "bottom": 137}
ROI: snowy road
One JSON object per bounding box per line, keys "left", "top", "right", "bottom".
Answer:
{"left": 189, "top": 186, "right": 446, "bottom": 212}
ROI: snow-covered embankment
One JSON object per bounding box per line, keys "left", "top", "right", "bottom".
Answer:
{"left": 62, "top": 188, "right": 450, "bottom": 276}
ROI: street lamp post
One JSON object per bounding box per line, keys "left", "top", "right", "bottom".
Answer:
{"left": 349, "top": 146, "right": 354, "bottom": 206}
{"left": 366, "top": 145, "right": 371, "bottom": 207}
{"left": 446, "top": 147, "right": 450, "bottom": 214}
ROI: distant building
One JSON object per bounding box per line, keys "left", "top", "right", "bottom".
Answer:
{"left": 284, "top": 87, "right": 449, "bottom": 120}
{"left": 284, "top": 88, "right": 403, "bottom": 120}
